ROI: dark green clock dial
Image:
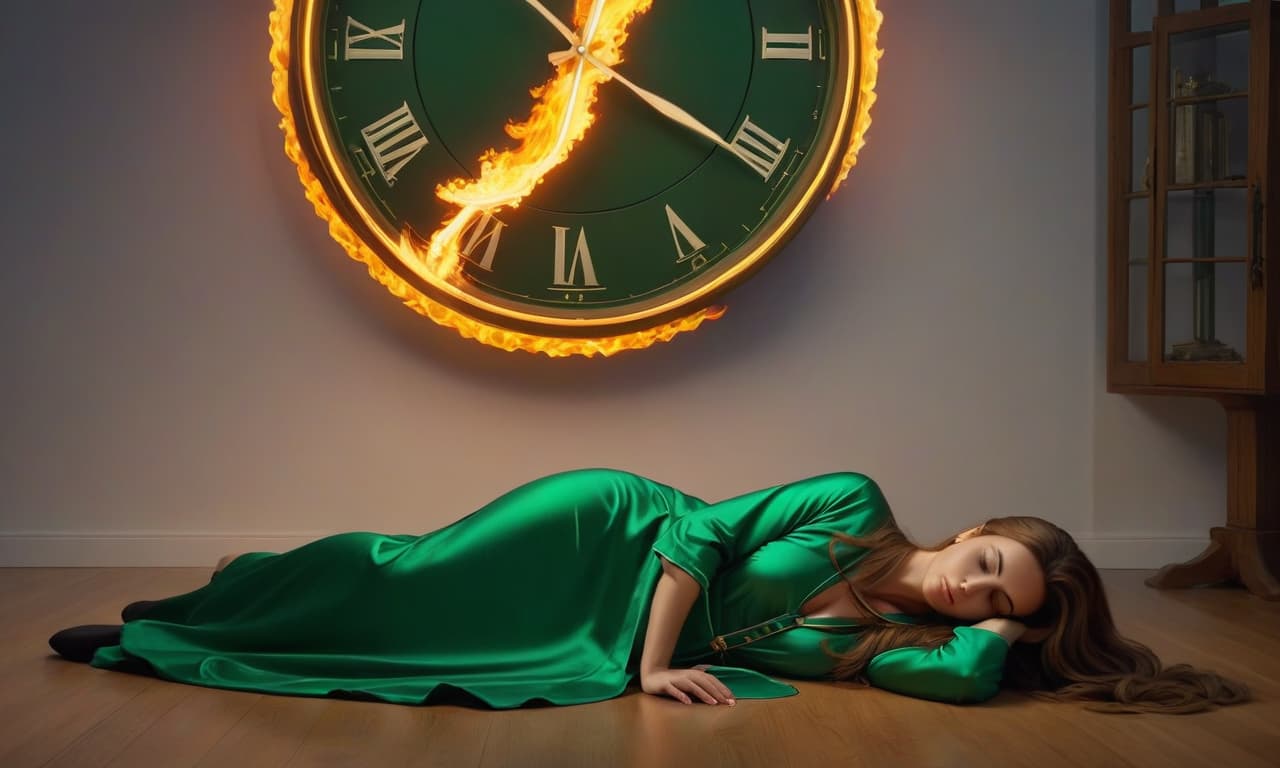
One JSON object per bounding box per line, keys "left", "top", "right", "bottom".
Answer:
{"left": 293, "top": 0, "right": 859, "bottom": 336}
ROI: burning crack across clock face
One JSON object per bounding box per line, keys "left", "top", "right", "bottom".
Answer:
{"left": 417, "top": 0, "right": 656, "bottom": 281}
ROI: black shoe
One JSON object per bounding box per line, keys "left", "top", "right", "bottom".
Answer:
{"left": 48, "top": 624, "right": 123, "bottom": 663}
{"left": 121, "top": 600, "right": 161, "bottom": 622}
{"left": 120, "top": 565, "right": 223, "bottom": 623}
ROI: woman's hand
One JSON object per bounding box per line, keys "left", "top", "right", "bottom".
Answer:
{"left": 970, "top": 616, "right": 1026, "bottom": 644}
{"left": 641, "top": 666, "right": 736, "bottom": 705}
{"left": 971, "top": 617, "right": 1051, "bottom": 645}
{"left": 998, "top": 618, "right": 1052, "bottom": 643}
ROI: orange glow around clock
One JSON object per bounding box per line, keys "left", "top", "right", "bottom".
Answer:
{"left": 269, "top": 0, "right": 882, "bottom": 358}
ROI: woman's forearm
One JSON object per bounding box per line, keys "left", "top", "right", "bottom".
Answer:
{"left": 640, "top": 556, "right": 702, "bottom": 676}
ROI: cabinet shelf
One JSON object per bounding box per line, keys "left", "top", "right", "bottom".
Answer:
{"left": 1168, "top": 89, "right": 1249, "bottom": 105}
{"left": 1165, "top": 179, "right": 1248, "bottom": 191}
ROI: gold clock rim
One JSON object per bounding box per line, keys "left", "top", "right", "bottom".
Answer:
{"left": 294, "top": 0, "right": 861, "bottom": 332}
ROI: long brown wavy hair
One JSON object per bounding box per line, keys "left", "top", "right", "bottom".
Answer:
{"left": 819, "top": 515, "right": 1251, "bottom": 714}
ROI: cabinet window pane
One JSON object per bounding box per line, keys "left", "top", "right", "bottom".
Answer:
{"left": 1163, "top": 261, "right": 1246, "bottom": 362}
{"left": 1169, "top": 24, "right": 1249, "bottom": 98}
{"left": 1169, "top": 25, "right": 1249, "bottom": 185}
{"left": 1165, "top": 188, "right": 1248, "bottom": 261}
{"left": 1128, "top": 198, "right": 1150, "bottom": 363}
{"left": 1132, "top": 46, "right": 1150, "bottom": 105}
{"left": 1130, "top": 197, "right": 1150, "bottom": 264}
{"left": 1130, "top": 0, "right": 1153, "bottom": 33}
{"left": 1129, "top": 265, "right": 1149, "bottom": 362}
{"left": 1174, "top": 0, "right": 1248, "bottom": 11}
{"left": 1131, "top": 108, "right": 1150, "bottom": 192}
{"left": 1170, "top": 98, "right": 1248, "bottom": 184}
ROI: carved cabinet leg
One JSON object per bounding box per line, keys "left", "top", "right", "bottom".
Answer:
{"left": 1235, "top": 529, "right": 1280, "bottom": 599}
{"left": 1144, "top": 527, "right": 1233, "bottom": 589}
{"left": 1146, "top": 397, "right": 1280, "bottom": 600}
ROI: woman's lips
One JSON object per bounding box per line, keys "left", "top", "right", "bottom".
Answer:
{"left": 942, "top": 577, "right": 954, "bottom": 604}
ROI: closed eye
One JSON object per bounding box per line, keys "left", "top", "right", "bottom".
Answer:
{"left": 982, "top": 550, "right": 1010, "bottom": 614}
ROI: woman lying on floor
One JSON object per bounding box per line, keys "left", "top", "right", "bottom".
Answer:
{"left": 51, "top": 469, "right": 1249, "bottom": 714}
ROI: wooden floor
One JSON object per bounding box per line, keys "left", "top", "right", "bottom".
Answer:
{"left": 2, "top": 567, "right": 1277, "bottom": 768}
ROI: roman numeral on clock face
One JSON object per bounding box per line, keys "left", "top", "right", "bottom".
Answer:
{"left": 761, "top": 27, "right": 814, "bottom": 60}
{"left": 664, "top": 205, "right": 709, "bottom": 266}
{"left": 551, "top": 226, "right": 603, "bottom": 290}
{"left": 729, "top": 116, "right": 792, "bottom": 181}
{"left": 345, "top": 18, "right": 406, "bottom": 60}
{"left": 459, "top": 212, "right": 506, "bottom": 271}
{"left": 359, "top": 102, "right": 429, "bottom": 186}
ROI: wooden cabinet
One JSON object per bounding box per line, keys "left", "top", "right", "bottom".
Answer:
{"left": 1107, "top": 0, "right": 1279, "bottom": 598}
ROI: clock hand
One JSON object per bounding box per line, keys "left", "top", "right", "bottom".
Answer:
{"left": 523, "top": 0, "right": 579, "bottom": 47}
{"left": 550, "top": 48, "right": 745, "bottom": 163}
{"left": 524, "top": 0, "right": 615, "bottom": 55}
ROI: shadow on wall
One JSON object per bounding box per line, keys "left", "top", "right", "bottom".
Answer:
{"left": 1124, "top": 394, "right": 1225, "bottom": 463}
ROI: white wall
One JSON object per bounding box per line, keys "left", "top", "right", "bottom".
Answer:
{"left": 0, "top": 1, "right": 1223, "bottom": 569}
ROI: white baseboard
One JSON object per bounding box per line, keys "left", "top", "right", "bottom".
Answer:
{"left": 0, "top": 531, "right": 1211, "bottom": 570}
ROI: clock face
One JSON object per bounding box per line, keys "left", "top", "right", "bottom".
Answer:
{"left": 282, "top": 0, "right": 870, "bottom": 352}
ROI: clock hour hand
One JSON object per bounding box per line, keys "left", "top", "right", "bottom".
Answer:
{"left": 523, "top": 0, "right": 611, "bottom": 53}
{"left": 523, "top": 0, "right": 579, "bottom": 47}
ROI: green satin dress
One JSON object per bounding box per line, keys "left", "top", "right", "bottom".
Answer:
{"left": 89, "top": 469, "right": 1010, "bottom": 707}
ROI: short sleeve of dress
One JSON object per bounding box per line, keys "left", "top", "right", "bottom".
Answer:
{"left": 650, "top": 472, "right": 890, "bottom": 591}
{"left": 864, "top": 626, "right": 1011, "bottom": 704}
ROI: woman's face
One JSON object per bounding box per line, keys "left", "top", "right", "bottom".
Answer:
{"left": 922, "top": 534, "right": 1046, "bottom": 621}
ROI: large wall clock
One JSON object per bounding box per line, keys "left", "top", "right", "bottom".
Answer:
{"left": 270, "top": 0, "right": 881, "bottom": 356}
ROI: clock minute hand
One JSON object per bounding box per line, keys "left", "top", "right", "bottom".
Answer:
{"left": 572, "top": 51, "right": 743, "bottom": 161}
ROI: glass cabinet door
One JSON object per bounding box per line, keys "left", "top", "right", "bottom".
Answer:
{"left": 1152, "top": 11, "right": 1259, "bottom": 388}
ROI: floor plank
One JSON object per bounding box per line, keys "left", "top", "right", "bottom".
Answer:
{"left": 195, "top": 695, "right": 330, "bottom": 768}
{"left": 43, "top": 683, "right": 193, "bottom": 768}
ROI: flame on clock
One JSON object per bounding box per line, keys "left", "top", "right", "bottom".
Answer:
{"left": 828, "top": 0, "right": 883, "bottom": 198}
{"left": 269, "top": 0, "right": 880, "bottom": 357}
